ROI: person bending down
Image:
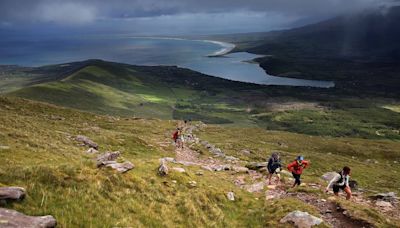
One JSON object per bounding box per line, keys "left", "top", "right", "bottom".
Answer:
{"left": 267, "top": 152, "right": 282, "bottom": 185}
{"left": 287, "top": 156, "right": 310, "bottom": 188}
{"left": 325, "top": 166, "right": 352, "bottom": 200}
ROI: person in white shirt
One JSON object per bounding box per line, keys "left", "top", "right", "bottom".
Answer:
{"left": 325, "top": 166, "right": 352, "bottom": 200}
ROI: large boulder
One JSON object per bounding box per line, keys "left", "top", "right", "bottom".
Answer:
{"left": 280, "top": 210, "right": 323, "bottom": 228}
{"left": 96, "top": 151, "right": 121, "bottom": 167}
{"left": 245, "top": 162, "right": 267, "bottom": 170}
{"left": 0, "top": 187, "right": 25, "bottom": 201}
{"left": 103, "top": 161, "right": 134, "bottom": 173}
{"left": 0, "top": 208, "right": 56, "bottom": 228}
{"left": 76, "top": 135, "right": 98, "bottom": 149}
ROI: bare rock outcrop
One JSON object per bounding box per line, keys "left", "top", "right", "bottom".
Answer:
{"left": 0, "top": 208, "right": 56, "bottom": 228}
{"left": 0, "top": 187, "right": 25, "bottom": 202}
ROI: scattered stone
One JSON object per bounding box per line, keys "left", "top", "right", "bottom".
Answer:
{"left": 240, "top": 149, "right": 251, "bottom": 155}
{"left": 104, "top": 161, "right": 134, "bottom": 173}
{"left": 172, "top": 167, "right": 186, "bottom": 173}
{"left": 159, "top": 157, "right": 175, "bottom": 163}
{"left": 0, "top": 187, "right": 25, "bottom": 201}
{"left": 375, "top": 200, "right": 393, "bottom": 211}
{"left": 195, "top": 171, "right": 204, "bottom": 176}
{"left": 172, "top": 180, "right": 177, "bottom": 184}
{"left": 225, "top": 156, "right": 239, "bottom": 162}
{"left": 96, "top": 151, "right": 121, "bottom": 167}
{"left": 0, "top": 208, "right": 56, "bottom": 228}
{"left": 201, "top": 165, "right": 213, "bottom": 172}
{"left": 227, "top": 192, "right": 235, "bottom": 201}
{"left": 327, "top": 196, "right": 336, "bottom": 201}
{"left": 158, "top": 161, "right": 169, "bottom": 176}
{"left": 371, "top": 192, "right": 398, "bottom": 202}
{"left": 232, "top": 166, "right": 249, "bottom": 173}
{"left": 245, "top": 181, "right": 264, "bottom": 193}
{"left": 267, "top": 185, "right": 277, "bottom": 190}
{"left": 50, "top": 115, "right": 64, "bottom": 121}
{"left": 280, "top": 210, "right": 323, "bottom": 228}
{"left": 0, "top": 146, "right": 10, "bottom": 150}
{"left": 188, "top": 181, "right": 197, "bottom": 188}
{"left": 234, "top": 176, "right": 246, "bottom": 186}
{"left": 86, "top": 148, "right": 98, "bottom": 154}
{"left": 245, "top": 162, "right": 267, "bottom": 170}
{"left": 76, "top": 135, "right": 98, "bottom": 149}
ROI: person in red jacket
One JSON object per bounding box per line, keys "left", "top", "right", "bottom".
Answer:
{"left": 287, "top": 156, "right": 310, "bottom": 188}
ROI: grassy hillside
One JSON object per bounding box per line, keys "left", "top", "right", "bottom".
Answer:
{"left": 0, "top": 96, "right": 265, "bottom": 227}
{"left": 6, "top": 60, "right": 400, "bottom": 141}
{"left": 1, "top": 96, "right": 399, "bottom": 227}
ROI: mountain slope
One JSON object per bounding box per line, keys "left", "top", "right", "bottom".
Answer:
{"left": 1, "top": 96, "right": 399, "bottom": 227}
{"left": 222, "top": 6, "right": 400, "bottom": 95}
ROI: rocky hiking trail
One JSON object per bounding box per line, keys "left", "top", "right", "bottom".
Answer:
{"left": 162, "top": 123, "right": 400, "bottom": 228}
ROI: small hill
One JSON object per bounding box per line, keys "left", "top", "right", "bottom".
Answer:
{"left": 4, "top": 59, "right": 400, "bottom": 140}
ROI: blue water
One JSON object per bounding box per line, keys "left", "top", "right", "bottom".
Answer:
{"left": 0, "top": 36, "right": 334, "bottom": 88}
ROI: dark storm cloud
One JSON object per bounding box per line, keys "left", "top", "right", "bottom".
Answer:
{"left": 0, "top": 0, "right": 388, "bottom": 23}
{"left": 0, "top": 0, "right": 395, "bottom": 35}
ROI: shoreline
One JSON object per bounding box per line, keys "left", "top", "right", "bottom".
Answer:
{"left": 129, "top": 36, "right": 236, "bottom": 57}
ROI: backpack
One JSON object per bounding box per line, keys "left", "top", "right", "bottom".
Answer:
{"left": 172, "top": 131, "right": 179, "bottom": 140}
{"left": 335, "top": 171, "right": 346, "bottom": 186}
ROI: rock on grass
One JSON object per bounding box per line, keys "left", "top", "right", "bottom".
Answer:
{"left": 0, "top": 187, "right": 25, "bottom": 201}
{"left": 0, "top": 208, "right": 56, "bottom": 228}
{"left": 280, "top": 210, "right": 323, "bottom": 228}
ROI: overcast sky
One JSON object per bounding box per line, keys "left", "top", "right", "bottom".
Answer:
{"left": 0, "top": 0, "right": 396, "bottom": 36}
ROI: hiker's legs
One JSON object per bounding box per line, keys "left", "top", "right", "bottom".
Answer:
{"left": 344, "top": 186, "right": 352, "bottom": 200}
{"left": 268, "top": 173, "right": 272, "bottom": 184}
{"left": 276, "top": 173, "right": 281, "bottom": 184}
{"left": 292, "top": 173, "right": 301, "bottom": 187}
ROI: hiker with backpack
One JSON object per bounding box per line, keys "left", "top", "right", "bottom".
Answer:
{"left": 325, "top": 166, "right": 352, "bottom": 200}
{"left": 287, "top": 156, "right": 310, "bottom": 188}
{"left": 267, "top": 152, "right": 282, "bottom": 185}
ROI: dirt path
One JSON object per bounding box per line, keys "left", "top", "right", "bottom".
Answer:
{"left": 166, "top": 123, "right": 395, "bottom": 228}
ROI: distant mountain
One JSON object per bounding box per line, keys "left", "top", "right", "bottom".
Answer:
{"left": 219, "top": 6, "right": 400, "bottom": 94}
{"left": 246, "top": 6, "right": 400, "bottom": 60}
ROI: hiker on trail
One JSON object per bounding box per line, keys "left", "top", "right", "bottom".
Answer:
{"left": 172, "top": 128, "right": 183, "bottom": 149}
{"left": 325, "top": 166, "right": 352, "bottom": 200}
{"left": 267, "top": 152, "right": 282, "bottom": 185}
{"left": 287, "top": 156, "right": 310, "bottom": 188}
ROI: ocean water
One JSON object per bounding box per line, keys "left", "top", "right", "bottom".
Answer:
{"left": 0, "top": 36, "right": 334, "bottom": 87}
